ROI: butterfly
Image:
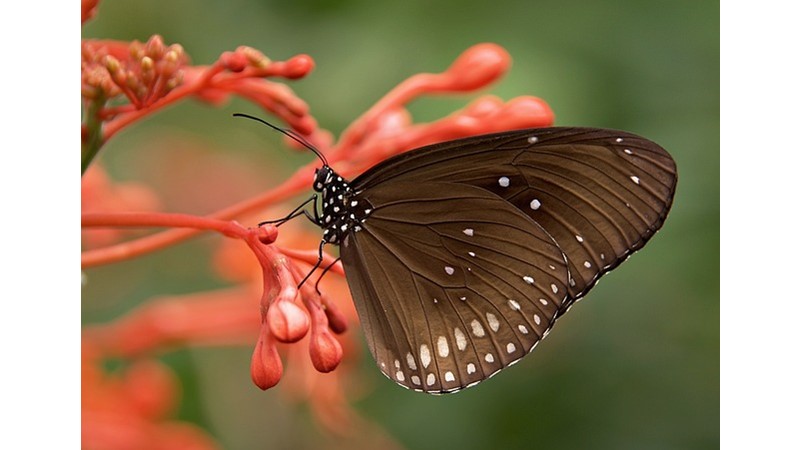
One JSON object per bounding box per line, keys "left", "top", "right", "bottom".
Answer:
{"left": 239, "top": 115, "right": 678, "bottom": 394}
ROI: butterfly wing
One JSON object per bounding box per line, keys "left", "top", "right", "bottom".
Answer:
{"left": 340, "top": 181, "right": 571, "bottom": 393}
{"left": 351, "top": 127, "right": 677, "bottom": 310}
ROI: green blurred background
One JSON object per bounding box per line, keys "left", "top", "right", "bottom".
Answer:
{"left": 82, "top": 0, "right": 719, "bottom": 448}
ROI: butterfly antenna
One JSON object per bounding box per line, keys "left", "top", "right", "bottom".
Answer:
{"left": 233, "top": 113, "right": 328, "bottom": 166}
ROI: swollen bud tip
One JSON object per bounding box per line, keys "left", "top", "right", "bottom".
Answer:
{"left": 309, "top": 329, "right": 343, "bottom": 373}
{"left": 444, "top": 43, "right": 511, "bottom": 92}
{"left": 267, "top": 299, "right": 310, "bottom": 343}
{"left": 251, "top": 325, "right": 283, "bottom": 390}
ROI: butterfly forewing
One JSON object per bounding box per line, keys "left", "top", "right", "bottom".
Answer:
{"left": 340, "top": 181, "right": 570, "bottom": 393}
{"left": 350, "top": 128, "right": 677, "bottom": 309}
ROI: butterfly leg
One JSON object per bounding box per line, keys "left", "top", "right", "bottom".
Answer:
{"left": 314, "top": 256, "right": 342, "bottom": 295}
{"left": 259, "top": 194, "right": 320, "bottom": 227}
{"left": 297, "top": 239, "right": 328, "bottom": 289}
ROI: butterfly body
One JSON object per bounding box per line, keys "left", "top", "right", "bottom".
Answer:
{"left": 309, "top": 127, "right": 676, "bottom": 394}
{"left": 312, "top": 166, "right": 373, "bottom": 245}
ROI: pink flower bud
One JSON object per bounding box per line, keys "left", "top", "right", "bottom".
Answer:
{"left": 309, "top": 328, "right": 343, "bottom": 373}
{"left": 250, "top": 324, "right": 283, "bottom": 390}
{"left": 267, "top": 298, "right": 310, "bottom": 343}
{"left": 240, "top": 46, "right": 270, "bottom": 68}
{"left": 145, "top": 35, "right": 166, "bottom": 59}
{"left": 497, "top": 96, "right": 555, "bottom": 128}
{"left": 283, "top": 54, "right": 314, "bottom": 79}
{"left": 443, "top": 43, "right": 511, "bottom": 92}
{"left": 221, "top": 51, "right": 248, "bottom": 72}
{"left": 321, "top": 296, "right": 347, "bottom": 334}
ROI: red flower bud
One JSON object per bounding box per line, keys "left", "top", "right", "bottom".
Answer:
{"left": 267, "top": 297, "right": 310, "bottom": 343}
{"left": 497, "top": 96, "right": 555, "bottom": 128}
{"left": 443, "top": 43, "right": 511, "bottom": 92}
{"left": 283, "top": 54, "right": 314, "bottom": 79}
{"left": 321, "top": 296, "right": 347, "bottom": 334}
{"left": 309, "top": 328, "right": 343, "bottom": 373}
{"left": 145, "top": 35, "right": 166, "bottom": 60}
{"left": 221, "top": 51, "right": 248, "bottom": 72}
{"left": 250, "top": 324, "right": 283, "bottom": 390}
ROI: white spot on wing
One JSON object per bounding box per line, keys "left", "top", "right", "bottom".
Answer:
{"left": 445, "top": 371, "right": 455, "bottom": 382}
{"left": 462, "top": 228, "right": 474, "bottom": 236}
{"left": 445, "top": 266, "right": 455, "bottom": 275}
{"left": 426, "top": 373, "right": 436, "bottom": 386}
{"left": 486, "top": 313, "right": 500, "bottom": 332}
{"left": 523, "top": 276, "right": 534, "bottom": 285}
{"left": 467, "top": 363, "right": 476, "bottom": 374}
{"left": 471, "top": 319, "right": 485, "bottom": 337}
{"left": 454, "top": 327, "right": 467, "bottom": 351}
{"left": 485, "top": 353, "right": 495, "bottom": 363}
{"left": 518, "top": 324, "right": 529, "bottom": 334}
{"left": 507, "top": 342, "right": 516, "bottom": 354}
{"left": 498, "top": 176, "right": 510, "bottom": 187}
{"left": 530, "top": 199, "right": 541, "bottom": 210}
{"left": 407, "top": 353, "right": 417, "bottom": 370}
{"left": 508, "top": 299, "right": 521, "bottom": 311}
{"left": 420, "top": 344, "right": 431, "bottom": 368}
{"left": 631, "top": 175, "right": 641, "bottom": 184}
{"left": 437, "top": 336, "right": 450, "bottom": 358}
{"left": 396, "top": 371, "right": 405, "bottom": 381}
{"left": 411, "top": 375, "right": 421, "bottom": 385}
{"left": 528, "top": 136, "right": 539, "bottom": 144}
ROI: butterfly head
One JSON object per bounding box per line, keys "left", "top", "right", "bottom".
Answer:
{"left": 312, "top": 166, "right": 336, "bottom": 193}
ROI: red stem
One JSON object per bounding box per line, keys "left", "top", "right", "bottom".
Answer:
{"left": 82, "top": 211, "right": 248, "bottom": 239}
{"left": 81, "top": 167, "right": 312, "bottom": 268}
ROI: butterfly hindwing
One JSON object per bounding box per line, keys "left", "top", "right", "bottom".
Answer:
{"left": 340, "top": 181, "right": 570, "bottom": 393}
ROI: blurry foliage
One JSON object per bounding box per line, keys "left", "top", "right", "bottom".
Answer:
{"left": 82, "top": 0, "right": 719, "bottom": 449}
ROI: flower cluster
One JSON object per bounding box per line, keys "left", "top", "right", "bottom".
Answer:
{"left": 82, "top": 0, "right": 554, "bottom": 444}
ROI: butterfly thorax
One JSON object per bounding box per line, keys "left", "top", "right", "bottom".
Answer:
{"left": 312, "top": 165, "right": 372, "bottom": 245}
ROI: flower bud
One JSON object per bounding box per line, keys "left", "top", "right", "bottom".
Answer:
{"left": 283, "top": 54, "right": 314, "bottom": 79}
{"left": 145, "top": 35, "right": 166, "bottom": 59}
{"left": 241, "top": 46, "right": 270, "bottom": 68}
{"left": 267, "top": 297, "right": 310, "bottom": 343}
{"left": 250, "top": 324, "right": 283, "bottom": 390}
{"left": 309, "top": 328, "right": 343, "bottom": 373}
{"left": 498, "top": 96, "right": 555, "bottom": 127}
{"left": 221, "top": 51, "right": 248, "bottom": 72}
{"left": 443, "top": 43, "right": 510, "bottom": 92}
{"left": 321, "top": 296, "right": 347, "bottom": 334}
